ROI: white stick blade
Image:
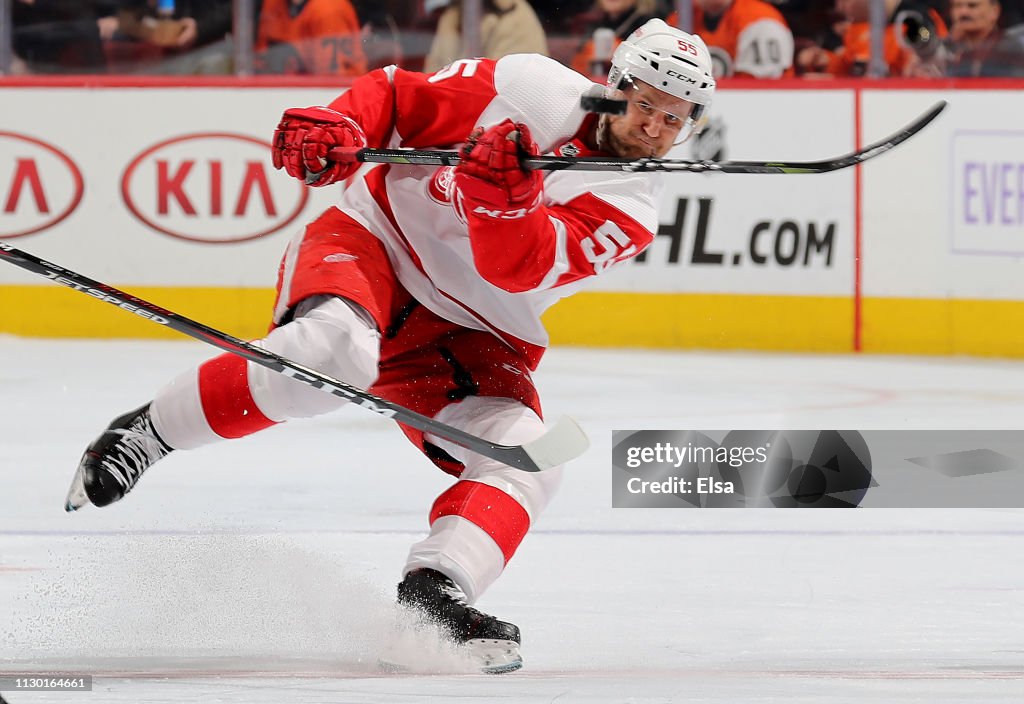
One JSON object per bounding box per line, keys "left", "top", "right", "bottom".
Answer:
{"left": 522, "top": 416, "right": 590, "bottom": 470}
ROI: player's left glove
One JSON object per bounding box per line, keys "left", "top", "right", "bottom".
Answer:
{"left": 454, "top": 119, "right": 542, "bottom": 219}
{"left": 272, "top": 106, "right": 366, "bottom": 187}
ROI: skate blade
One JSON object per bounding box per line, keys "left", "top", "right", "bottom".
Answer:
{"left": 377, "top": 637, "right": 521, "bottom": 675}
{"left": 377, "top": 653, "right": 522, "bottom": 675}
{"left": 466, "top": 638, "right": 522, "bottom": 674}
{"left": 64, "top": 465, "right": 89, "bottom": 512}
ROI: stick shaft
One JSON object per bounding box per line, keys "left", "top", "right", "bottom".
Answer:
{"left": 326, "top": 100, "right": 947, "bottom": 174}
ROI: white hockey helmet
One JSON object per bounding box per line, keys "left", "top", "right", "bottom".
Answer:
{"left": 608, "top": 18, "right": 716, "bottom": 127}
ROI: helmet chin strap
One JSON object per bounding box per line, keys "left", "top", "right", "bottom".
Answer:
{"left": 594, "top": 84, "right": 626, "bottom": 153}
{"left": 595, "top": 113, "right": 610, "bottom": 152}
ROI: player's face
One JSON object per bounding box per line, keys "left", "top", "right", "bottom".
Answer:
{"left": 603, "top": 80, "right": 695, "bottom": 159}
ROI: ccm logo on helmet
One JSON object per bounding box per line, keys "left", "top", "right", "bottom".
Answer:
{"left": 666, "top": 69, "right": 699, "bottom": 84}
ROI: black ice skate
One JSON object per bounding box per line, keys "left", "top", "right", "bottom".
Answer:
{"left": 396, "top": 568, "right": 522, "bottom": 674}
{"left": 64, "top": 404, "right": 173, "bottom": 512}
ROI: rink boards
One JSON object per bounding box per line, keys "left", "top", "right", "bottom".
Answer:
{"left": 0, "top": 79, "right": 1022, "bottom": 356}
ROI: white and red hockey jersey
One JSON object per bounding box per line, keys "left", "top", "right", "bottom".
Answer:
{"left": 280, "top": 54, "right": 660, "bottom": 369}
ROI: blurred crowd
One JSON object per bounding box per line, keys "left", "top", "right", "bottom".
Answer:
{"left": 7, "top": 0, "right": 1024, "bottom": 78}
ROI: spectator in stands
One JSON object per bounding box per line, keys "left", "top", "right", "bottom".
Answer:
{"left": 667, "top": 0, "right": 795, "bottom": 78}
{"left": 12, "top": 0, "right": 118, "bottom": 73}
{"left": 999, "top": 0, "right": 1024, "bottom": 25}
{"left": 350, "top": 0, "right": 404, "bottom": 70}
{"left": 423, "top": 0, "right": 548, "bottom": 73}
{"left": 772, "top": 0, "right": 846, "bottom": 73}
{"left": 527, "top": 0, "right": 594, "bottom": 35}
{"left": 768, "top": 0, "right": 833, "bottom": 44}
{"left": 796, "top": 0, "right": 948, "bottom": 77}
{"left": 907, "top": 0, "right": 1024, "bottom": 76}
{"left": 255, "top": 0, "right": 367, "bottom": 76}
{"left": 113, "top": 0, "right": 233, "bottom": 74}
{"left": 570, "top": 0, "right": 667, "bottom": 77}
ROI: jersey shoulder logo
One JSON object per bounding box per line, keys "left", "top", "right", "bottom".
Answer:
{"left": 427, "top": 166, "right": 456, "bottom": 204}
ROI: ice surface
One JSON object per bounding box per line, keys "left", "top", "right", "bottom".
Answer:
{"left": 1, "top": 337, "right": 1022, "bottom": 702}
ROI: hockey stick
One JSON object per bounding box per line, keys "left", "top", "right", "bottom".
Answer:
{"left": 0, "top": 242, "right": 589, "bottom": 472}
{"left": 326, "top": 100, "right": 947, "bottom": 174}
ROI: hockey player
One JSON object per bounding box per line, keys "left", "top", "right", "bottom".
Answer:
{"left": 64, "top": 18, "right": 715, "bottom": 673}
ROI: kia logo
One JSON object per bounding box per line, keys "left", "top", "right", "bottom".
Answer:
{"left": 122, "top": 133, "right": 309, "bottom": 244}
{"left": 0, "top": 132, "right": 85, "bottom": 239}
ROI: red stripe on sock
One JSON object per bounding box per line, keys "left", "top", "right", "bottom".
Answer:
{"left": 197, "top": 352, "right": 277, "bottom": 439}
{"left": 429, "top": 481, "right": 530, "bottom": 563}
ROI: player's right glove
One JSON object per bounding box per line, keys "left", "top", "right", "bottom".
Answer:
{"left": 453, "top": 119, "right": 543, "bottom": 220}
{"left": 272, "top": 106, "right": 366, "bottom": 187}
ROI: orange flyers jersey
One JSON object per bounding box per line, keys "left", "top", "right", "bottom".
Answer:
{"left": 669, "top": 0, "right": 794, "bottom": 78}
{"left": 828, "top": 10, "right": 948, "bottom": 77}
{"left": 256, "top": 0, "right": 366, "bottom": 77}
{"left": 828, "top": 23, "right": 906, "bottom": 77}
{"left": 320, "top": 55, "right": 660, "bottom": 366}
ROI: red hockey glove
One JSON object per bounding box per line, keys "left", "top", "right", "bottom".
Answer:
{"left": 272, "top": 106, "right": 367, "bottom": 187}
{"left": 454, "top": 120, "right": 543, "bottom": 219}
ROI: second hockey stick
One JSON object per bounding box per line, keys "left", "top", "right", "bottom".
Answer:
{"left": 0, "top": 242, "right": 589, "bottom": 473}
{"left": 326, "top": 100, "right": 947, "bottom": 174}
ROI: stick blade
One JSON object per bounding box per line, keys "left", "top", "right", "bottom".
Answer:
{"left": 522, "top": 416, "right": 590, "bottom": 470}
{"left": 718, "top": 100, "right": 949, "bottom": 175}
{"left": 850, "top": 99, "right": 948, "bottom": 167}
